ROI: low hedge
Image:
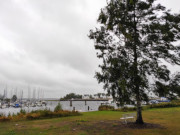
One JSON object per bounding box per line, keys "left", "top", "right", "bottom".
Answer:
{"left": 98, "top": 105, "right": 115, "bottom": 111}
{"left": 0, "top": 109, "right": 81, "bottom": 122}
{"left": 148, "top": 100, "right": 180, "bottom": 109}
{"left": 0, "top": 116, "right": 12, "bottom": 122}
{"left": 26, "top": 110, "right": 81, "bottom": 120}
{"left": 98, "top": 100, "right": 180, "bottom": 112}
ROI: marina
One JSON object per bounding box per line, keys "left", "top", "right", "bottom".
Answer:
{"left": 0, "top": 100, "right": 119, "bottom": 116}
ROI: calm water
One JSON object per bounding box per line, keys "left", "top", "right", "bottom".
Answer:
{"left": 0, "top": 101, "right": 119, "bottom": 116}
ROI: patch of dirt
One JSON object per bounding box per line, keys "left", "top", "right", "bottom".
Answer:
{"left": 77, "top": 120, "right": 165, "bottom": 132}
{"left": 119, "top": 122, "right": 165, "bottom": 129}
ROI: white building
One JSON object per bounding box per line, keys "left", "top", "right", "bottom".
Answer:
{"left": 93, "top": 94, "right": 99, "bottom": 99}
{"left": 82, "top": 94, "right": 90, "bottom": 99}
{"left": 147, "top": 91, "right": 158, "bottom": 99}
{"left": 101, "top": 93, "right": 107, "bottom": 99}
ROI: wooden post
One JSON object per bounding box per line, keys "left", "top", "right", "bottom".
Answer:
{"left": 88, "top": 106, "right": 90, "bottom": 111}
{"left": 85, "top": 100, "right": 87, "bottom": 105}
{"left": 70, "top": 100, "right": 72, "bottom": 106}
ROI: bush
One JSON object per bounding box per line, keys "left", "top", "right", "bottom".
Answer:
{"left": 8, "top": 112, "right": 11, "bottom": 117}
{"left": 26, "top": 110, "right": 81, "bottom": 120}
{"left": 0, "top": 108, "right": 81, "bottom": 122}
{"left": 0, "top": 116, "right": 12, "bottom": 122}
{"left": 148, "top": 100, "right": 180, "bottom": 109}
{"left": 0, "top": 113, "right": 4, "bottom": 117}
{"left": 20, "top": 109, "right": 26, "bottom": 114}
{"left": 98, "top": 105, "right": 115, "bottom": 111}
{"left": 26, "top": 113, "right": 41, "bottom": 120}
{"left": 54, "top": 103, "right": 62, "bottom": 112}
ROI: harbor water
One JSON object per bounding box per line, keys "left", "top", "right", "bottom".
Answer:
{"left": 0, "top": 101, "right": 119, "bottom": 116}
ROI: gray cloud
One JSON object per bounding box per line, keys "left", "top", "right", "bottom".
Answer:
{"left": 0, "top": 0, "right": 106, "bottom": 98}
{"left": 0, "top": 0, "right": 179, "bottom": 98}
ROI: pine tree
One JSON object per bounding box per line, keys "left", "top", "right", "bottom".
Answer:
{"left": 89, "top": 0, "right": 180, "bottom": 124}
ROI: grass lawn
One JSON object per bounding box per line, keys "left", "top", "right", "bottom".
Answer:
{"left": 0, "top": 107, "right": 180, "bottom": 135}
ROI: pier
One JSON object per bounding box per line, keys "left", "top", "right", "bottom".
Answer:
{"left": 59, "top": 99, "right": 109, "bottom": 101}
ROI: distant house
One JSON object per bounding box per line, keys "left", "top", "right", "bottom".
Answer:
{"left": 83, "top": 93, "right": 110, "bottom": 99}
{"left": 101, "top": 93, "right": 107, "bottom": 99}
{"left": 147, "top": 91, "right": 158, "bottom": 99}
{"left": 93, "top": 94, "right": 99, "bottom": 99}
{"left": 93, "top": 93, "right": 108, "bottom": 99}
{"left": 83, "top": 94, "right": 90, "bottom": 99}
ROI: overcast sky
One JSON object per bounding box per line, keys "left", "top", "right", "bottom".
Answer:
{"left": 0, "top": 0, "right": 179, "bottom": 98}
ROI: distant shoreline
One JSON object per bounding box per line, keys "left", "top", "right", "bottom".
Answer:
{"left": 46, "top": 99, "right": 109, "bottom": 101}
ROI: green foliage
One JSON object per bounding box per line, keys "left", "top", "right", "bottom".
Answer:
{"left": 0, "top": 116, "right": 12, "bottom": 122}
{"left": 89, "top": 0, "right": 180, "bottom": 124}
{"left": 98, "top": 105, "right": 115, "bottom": 111}
{"left": 148, "top": 100, "right": 180, "bottom": 109}
{"left": 7, "top": 130, "right": 16, "bottom": 135}
{"left": 60, "top": 93, "right": 82, "bottom": 100}
{"left": 20, "top": 109, "right": 26, "bottom": 115}
{"left": 155, "top": 72, "right": 180, "bottom": 99}
{"left": 99, "top": 100, "right": 180, "bottom": 112}
{"left": 4, "top": 98, "right": 10, "bottom": 103}
{"left": 12, "top": 113, "right": 15, "bottom": 117}
{"left": 26, "top": 110, "right": 81, "bottom": 120}
{"left": 54, "top": 102, "right": 62, "bottom": 112}
{"left": 0, "top": 113, "right": 4, "bottom": 117}
{"left": 11, "top": 95, "right": 17, "bottom": 102}
{"left": 0, "top": 109, "right": 81, "bottom": 122}
{"left": 8, "top": 112, "right": 11, "bottom": 117}
{"left": 26, "top": 113, "right": 41, "bottom": 120}
{"left": 1, "top": 108, "right": 180, "bottom": 135}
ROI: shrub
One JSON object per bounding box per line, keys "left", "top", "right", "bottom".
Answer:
{"left": 8, "top": 112, "right": 11, "bottom": 117}
{"left": 13, "top": 113, "right": 25, "bottom": 121}
{"left": 0, "top": 116, "right": 12, "bottom": 122}
{"left": 0, "top": 108, "right": 81, "bottom": 122}
{"left": 26, "top": 113, "right": 41, "bottom": 120}
{"left": 54, "top": 103, "right": 62, "bottom": 112}
{"left": 26, "top": 110, "right": 81, "bottom": 120}
{"left": 20, "top": 109, "right": 26, "bottom": 114}
{"left": 0, "top": 113, "right": 4, "bottom": 117}
{"left": 148, "top": 101, "right": 180, "bottom": 109}
{"left": 98, "top": 105, "right": 115, "bottom": 111}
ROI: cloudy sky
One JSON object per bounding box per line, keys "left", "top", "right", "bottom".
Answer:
{"left": 0, "top": 0, "right": 179, "bottom": 98}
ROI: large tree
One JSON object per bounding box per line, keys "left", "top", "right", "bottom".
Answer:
{"left": 89, "top": 0, "right": 180, "bottom": 124}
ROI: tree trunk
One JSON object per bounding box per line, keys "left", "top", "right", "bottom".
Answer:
{"left": 136, "top": 99, "right": 144, "bottom": 124}
{"left": 133, "top": 1, "right": 144, "bottom": 125}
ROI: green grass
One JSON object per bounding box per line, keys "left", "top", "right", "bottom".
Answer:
{"left": 0, "top": 107, "right": 180, "bottom": 135}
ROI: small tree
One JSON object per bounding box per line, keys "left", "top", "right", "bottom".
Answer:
{"left": 54, "top": 103, "right": 62, "bottom": 112}
{"left": 89, "top": 0, "right": 180, "bottom": 124}
{"left": 11, "top": 95, "right": 17, "bottom": 102}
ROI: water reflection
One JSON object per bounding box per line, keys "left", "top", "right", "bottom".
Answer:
{"left": 0, "top": 101, "right": 118, "bottom": 116}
